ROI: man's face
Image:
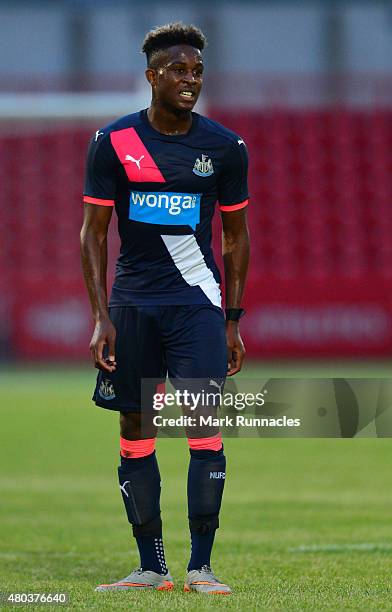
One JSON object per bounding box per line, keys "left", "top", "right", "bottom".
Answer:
{"left": 147, "top": 45, "right": 204, "bottom": 111}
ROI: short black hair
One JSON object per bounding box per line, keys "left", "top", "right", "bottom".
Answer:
{"left": 142, "top": 22, "right": 207, "bottom": 66}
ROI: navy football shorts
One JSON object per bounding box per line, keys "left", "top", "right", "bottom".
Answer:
{"left": 93, "top": 304, "right": 227, "bottom": 412}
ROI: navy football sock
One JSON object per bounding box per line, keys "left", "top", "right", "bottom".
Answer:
{"left": 119, "top": 453, "right": 168, "bottom": 574}
{"left": 187, "top": 447, "right": 226, "bottom": 571}
{"left": 189, "top": 531, "right": 216, "bottom": 571}
{"left": 135, "top": 535, "right": 168, "bottom": 575}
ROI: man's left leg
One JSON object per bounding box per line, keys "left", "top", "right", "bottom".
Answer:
{"left": 185, "top": 434, "right": 231, "bottom": 594}
{"left": 163, "top": 304, "right": 231, "bottom": 594}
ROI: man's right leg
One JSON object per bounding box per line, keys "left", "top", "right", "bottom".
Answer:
{"left": 118, "top": 413, "right": 169, "bottom": 577}
{"left": 96, "top": 414, "right": 173, "bottom": 591}
{"left": 93, "top": 306, "right": 172, "bottom": 591}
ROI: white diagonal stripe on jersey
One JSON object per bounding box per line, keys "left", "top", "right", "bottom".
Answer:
{"left": 161, "top": 234, "right": 221, "bottom": 307}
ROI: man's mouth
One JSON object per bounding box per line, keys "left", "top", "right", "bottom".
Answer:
{"left": 179, "top": 90, "right": 195, "bottom": 100}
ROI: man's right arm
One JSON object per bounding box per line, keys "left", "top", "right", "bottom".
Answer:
{"left": 80, "top": 203, "right": 117, "bottom": 372}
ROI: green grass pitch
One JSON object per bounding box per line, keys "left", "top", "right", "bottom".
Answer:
{"left": 1, "top": 363, "right": 392, "bottom": 610}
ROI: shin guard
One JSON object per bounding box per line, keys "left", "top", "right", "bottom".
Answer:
{"left": 187, "top": 447, "right": 226, "bottom": 535}
{"left": 118, "top": 451, "right": 162, "bottom": 538}
{"left": 187, "top": 447, "right": 226, "bottom": 570}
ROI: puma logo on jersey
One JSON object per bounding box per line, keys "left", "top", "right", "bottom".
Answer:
{"left": 125, "top": 154, "right": 145, "bottom": 170}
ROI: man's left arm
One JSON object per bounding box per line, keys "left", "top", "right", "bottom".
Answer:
{"left": 221, "top": 207, "right": 250, "bottom": 376}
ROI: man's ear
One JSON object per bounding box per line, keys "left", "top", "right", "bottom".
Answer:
{"left": 145, "top": 68, "right": 156, "bottom": 86}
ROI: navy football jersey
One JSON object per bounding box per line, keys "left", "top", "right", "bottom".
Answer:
{"left": 83, "top": 109, "right": 248, "bottom": 307}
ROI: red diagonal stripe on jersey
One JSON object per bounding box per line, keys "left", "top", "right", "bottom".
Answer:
{"left": 110, "top": 127, "right": 166, "bottom": 183}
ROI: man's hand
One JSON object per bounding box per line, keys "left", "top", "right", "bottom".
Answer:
{"left": 226, "top": 321, "right": 245, "bottom": 376}
{"left": 89, "top": 317, "right": 117, "bottom": 372}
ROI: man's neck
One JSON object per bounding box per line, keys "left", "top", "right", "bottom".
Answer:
{"left": 147, "top": 102, "right": 193, "bottom": 136}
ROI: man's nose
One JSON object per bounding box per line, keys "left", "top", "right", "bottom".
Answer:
{"left": 183, "top": 70, "right": 196, "bottom": 82}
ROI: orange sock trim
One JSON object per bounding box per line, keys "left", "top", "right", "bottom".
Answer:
{"left": 187, "top": 433, "right": 222, "bottom": 451}
{"left": 120, "top": 437, "right": 156, "bottom": 458}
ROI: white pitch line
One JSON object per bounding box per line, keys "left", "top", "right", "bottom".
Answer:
{"left": 289, "top": 543, "right": 392, "bottom": 553}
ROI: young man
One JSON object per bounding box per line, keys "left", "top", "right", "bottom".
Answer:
{"left": 80, "top": 22, "right": 249, "bottom": 595}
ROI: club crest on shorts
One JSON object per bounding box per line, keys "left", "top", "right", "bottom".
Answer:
{"left": 193, "top": 154, "right": 214, "bottom": 177}
{"left": 99, "top": 378, "right": 116, "bottom": 400}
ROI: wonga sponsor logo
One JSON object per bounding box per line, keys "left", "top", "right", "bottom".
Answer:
{"left": 129, "top": 191, "right": 201, "bottom": 230}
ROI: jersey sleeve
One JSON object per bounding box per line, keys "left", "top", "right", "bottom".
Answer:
{"left": 83, "top": 133, "right": 117, "bottom": 206}
{"left": 217, "top": 138, "right": 249, "bottom": 212}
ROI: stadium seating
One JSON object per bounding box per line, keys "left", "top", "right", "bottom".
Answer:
{"left": 2, "top": 110, "right": 392, "bottom": 357}
{"left": 212, "top": 109, "right": 392, "bottom": 281}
